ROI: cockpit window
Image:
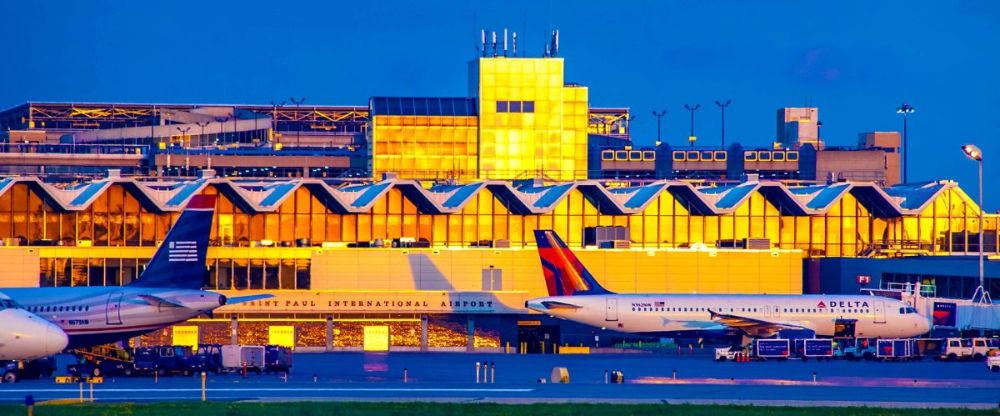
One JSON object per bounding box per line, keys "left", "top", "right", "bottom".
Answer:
{"left": 0, "top": 299, "right": 18, "bottom": 310}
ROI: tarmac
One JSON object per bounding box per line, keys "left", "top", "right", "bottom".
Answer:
{"left": 0, "top": 352, "right": 997, "bottom": 408}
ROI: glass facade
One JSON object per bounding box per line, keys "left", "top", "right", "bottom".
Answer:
{"left": 475, "top": 57, "right": 589, "bottom": 180}
{"left": 1, "top": 180, "right": 996, "bottom": 291}
{"left": 371, "top": 115, "right": 478, "bottom": 181}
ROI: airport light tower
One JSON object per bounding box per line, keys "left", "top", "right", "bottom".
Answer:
{"left": 290, "top": 97, "right": 307, "bottom": 147}
{"left": 652, "top": 110, "right": 666, "bottom": 146}
{"left": 715, "top": 100, "right": 731, "bottom": 147}
{"left": 684, "top": 104, "right": 700, "bottom": 148}
{"left": 961, "top": 143, "right": 985, "bottom": 296}
{"left": 897, "top": 103, "right": 915, "bottom": 183}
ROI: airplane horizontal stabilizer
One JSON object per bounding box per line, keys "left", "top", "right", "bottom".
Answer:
{"left": 226, "top": 294, "right": 275, "bottom": 305}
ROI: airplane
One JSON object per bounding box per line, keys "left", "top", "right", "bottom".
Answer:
{"left": 525, "top": 230, "right": 931, "bottom": 340}
{"left": 1, "top": 195, "right": 271, "bottom": 349}
{"left": 0, "top": 292, "right": 68, "bottom": 360}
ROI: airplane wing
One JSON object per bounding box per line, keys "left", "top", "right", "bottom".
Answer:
{"left": 226, "top": 294, "right": 275, "bottom": 305}
{"left": 708, "top": 309, "right": 809, "bottom": 338}
{"left": 138, "top": 294, "right": 185, "bottom": 308}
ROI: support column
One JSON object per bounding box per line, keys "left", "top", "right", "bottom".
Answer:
{"left": 467, "top": 316, "right": 475, "bottom": 352}
{"left": 230, "top": 316, "right": 239, "bottom": 345}
{"left": 420, "top": 315, "right": 428, "bottom": 352}
{"left": 326, "top": 315, "right": 334, "bottom": 352}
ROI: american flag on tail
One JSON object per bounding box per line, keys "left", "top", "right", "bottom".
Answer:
{"left": 168, "top": 241, "right": 199, "bottom": 262}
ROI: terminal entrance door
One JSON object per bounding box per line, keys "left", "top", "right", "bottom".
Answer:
{"left": 606, "top": 299, "right": 618, "bottom": 321}
{"left": 517, "top": 325, "right": 560, "bottom": 354}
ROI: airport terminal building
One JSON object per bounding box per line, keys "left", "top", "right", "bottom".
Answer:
{"left": 0, "top": 42, "right": 997, "bottom": 351}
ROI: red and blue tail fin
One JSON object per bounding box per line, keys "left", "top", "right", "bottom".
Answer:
{"left": 130, "top": 195, "right": 215, "bottom": 289}
{"left": 534, "top": 230, "right": 612, "bottom": 296}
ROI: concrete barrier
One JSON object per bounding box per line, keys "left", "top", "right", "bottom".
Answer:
{"left": 550, "top": 367, "right": 569, "bottom": 384}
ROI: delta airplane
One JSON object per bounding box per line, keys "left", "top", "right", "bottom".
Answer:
{"left": 0, "top": 292, "right": 68, "bottom": 360}
{"left": 526, "top": 230, "right": 930, "bottom": 339}
{"left": 1, "top": 195, "right": 271, "bottom": 349}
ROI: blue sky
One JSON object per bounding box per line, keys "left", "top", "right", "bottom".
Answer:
{"left": 1, "top": 1, "right": 998, "bottom": 208}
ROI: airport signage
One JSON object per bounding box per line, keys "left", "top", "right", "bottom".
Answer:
{"left": 217, "top": 290, "right": 528, "bottom": 314}
{"left": 932, "top": 302, "right": 957, "bottom": 327}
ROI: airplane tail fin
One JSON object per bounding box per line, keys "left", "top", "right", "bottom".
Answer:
{"left": 130, "top": 195, "right": 215, "bottom": 289}
{"left": 533, "top": 230, "right": 612, "bottom": 296}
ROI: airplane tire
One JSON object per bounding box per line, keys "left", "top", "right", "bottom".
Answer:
{"left": 2, "top": 372, "right": 17, "bottom": 383}
{"left": 92, "top": 368, "right": 102, "bottom": 378}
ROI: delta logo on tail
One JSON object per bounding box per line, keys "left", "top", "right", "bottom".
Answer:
{"left": 533, "top": 230, "right": 611, "bottom": 296}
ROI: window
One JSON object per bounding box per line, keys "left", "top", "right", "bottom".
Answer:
{"left": 495, "top": 100, "right": 535, "bottom": 113}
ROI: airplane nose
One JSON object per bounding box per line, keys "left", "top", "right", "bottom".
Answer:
{"left": 44, "top": 321, "right": 69, "bottom": 356}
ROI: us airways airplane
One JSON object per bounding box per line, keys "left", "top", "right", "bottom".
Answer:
{"left": 1, "top": 195, "right": 271, "bottom": 349}
{"left": 526, "top": 230, "right": 930, "bottom": 339}
{"left": 0, "top": 292, "right": 68, "bottom": 360}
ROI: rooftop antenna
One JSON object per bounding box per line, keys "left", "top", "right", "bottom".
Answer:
{"left": 480, "top": 29, "right": 487, "bottom": 57}
{"left": 503, "top": 28, "right": 508, "bottom": 57}
{"left": 512, "top": 32, "right": 517, "bottom": 57}
{"left": 491, "top": 31, "right": 497, "bottom": 57}
{"left": 554, "top": 29, "right": 559, "bottom": 56}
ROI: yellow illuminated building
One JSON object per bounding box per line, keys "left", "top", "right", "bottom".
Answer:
{"left": 370, "top": 97, "right": 479, "bottom": 181}
{"left": 369, "top": 56, "right": 590, "bottom": 181}
{"left": 473, "top": 57, "right": 589, "bottom": 180}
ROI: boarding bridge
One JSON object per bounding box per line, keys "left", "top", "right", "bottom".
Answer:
{"left": 870, "top": 282, "right": 1000, "bottom": 331}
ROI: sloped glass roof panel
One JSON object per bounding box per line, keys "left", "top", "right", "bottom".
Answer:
{"left": 624, "top": 185, "right": 663, "bottom": 209}
{"left": 260, "top": 183, "right": 298, "bottom": 207}
{"left": 370, "top": 97, "right": 478, "bottom": 117}
{"left": 442, "top": 183, "right": 483, "bottom": 209}
{"left": 806, "top": 184, "right": 850, "bottom": 210}
{"left": 352, "top": 182, "right": 392, "bottom": 207}
{"left": 70, "top": 182, "right": 110, "bottom": 206}
{"left": 165, "top": 180, "right": 205, "bottom": 207}
{"left": 535, "top": 183, "right": 574, "bottom": 208}
{"left": 715, "top": 184, "right": 756, "bottom": 209}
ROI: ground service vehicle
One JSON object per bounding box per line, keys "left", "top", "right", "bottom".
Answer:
{"left": 222, "top": 345, "right": 265, "bottom": 374}
{"left": 795, "top": 339, "right": 834, "bottom": 361}
{"left": 987, "top": 350, "right": 1000, "bottom": 372}
{"left": 263, "top": 345, "right": 293, "bottom": 374}
{"left": 0, "top": 358, "right": 55, "bottom": 383}
{"left": 942, "top": 338, "right": 974, "bottom": 360}
{"left": 134, "top": 346, "right": 203, "bottom": 376}
{"left": 833, "top": 338, "right": 876, "bottom": 361}
{"left": 196, "top": 345, "right": 223, "bottom": 374}
{"left": 971, "top": 338, "right": 998, "bottom": 359}
{"left": 754, "top": 339, "right": 790, "bottom": 360}
{"left": 877, "top": 339, "right": 913, "bottom": 361}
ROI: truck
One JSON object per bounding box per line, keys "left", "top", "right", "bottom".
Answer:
{"left": 971, "top": 338, "right": 999, "bottom": 359}
{"left": 795, "top": 339, "right": 834, "bottom": 361}
{"left": 753, "top": 339, "right": 790, "bottom": 360}
{"left": 0, "top": 358, "right": 56, "bottom": 383}
{"left": 263, "top": 345, "right": 293, "bottom": 374}
{"left": 221, "top": 345, "right": 265, "bottom": 374}
{"left": 133, "top": 346, "right": 205, "bottom": 376}
{"left": 941, "top": 338, "right": 974, "bottom": 361}
{"left": 196, "top": 344, "right": 224, "bottom": 374}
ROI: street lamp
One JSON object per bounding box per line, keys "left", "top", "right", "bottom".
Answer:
{"left": 714, "top": 100, "right": 731, "bottom": 147}
{"left": 290, "top": 97, "right": 306, "bottom": 147}
{"left": 897, "top": 103, "right": 915, "bottom": 183}
{"left": 651, "top": 110, "right": 666, "bottom": 146}
{"left": 683, "top": 104, "right": 700, "bottom": 148}
{"left": 194, "top": 121, "right": 210, "bottom": 147}
{"left": 961, "top": 144, "right": 985, "bottom": 294}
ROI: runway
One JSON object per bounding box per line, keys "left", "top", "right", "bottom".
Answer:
{"left": 0, "top": 352, "right": 996, "bottom": 408}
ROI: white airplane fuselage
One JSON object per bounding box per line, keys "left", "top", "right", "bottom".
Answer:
{"left": 527, "top": 293, "right": 930, "bottom": 339}
{"left": 0, "top": 300, "right": 69, "bottom": 360}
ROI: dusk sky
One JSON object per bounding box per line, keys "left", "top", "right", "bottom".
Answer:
{"left": 2, "top": 1, "right": 998, "bottom": 208}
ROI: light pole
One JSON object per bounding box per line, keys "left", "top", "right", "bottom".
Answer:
{"left": 176, "top": 126, "right": 192, "bottom": 177}
{"left": 290, "top": 97, "right": 306, "bottom": 147}
{"left": 714, "top": 100, "right": 731, "bottom": 147}
{"left": 897, "top": 103, "right": 915, "bottom": 183}
{"left": 961, "top": 144, "right": 985, "bottom": 295}
{"left": 683, "top": 104, "right": 700, "bottom": 148}
{"left": 194, "top": 121, "right": 210, "bottom": 147}
{"left": 270, "top": 100, "right": 286, "bottom": 146}
{"left": 651, "top": 110, "right": 666, "bottom": 146}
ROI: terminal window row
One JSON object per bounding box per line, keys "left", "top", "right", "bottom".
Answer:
{"left": 495, "top": 100, "right": 535, "bottom": 113}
